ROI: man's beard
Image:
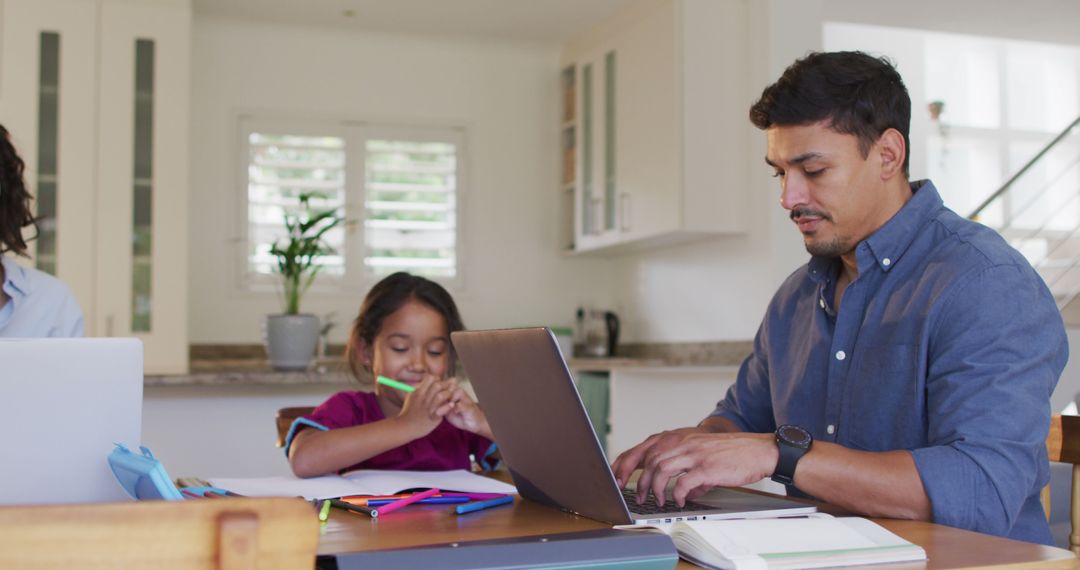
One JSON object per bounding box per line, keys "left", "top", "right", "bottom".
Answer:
{"left": 790, "top": 208, "right": 851, "bottom": 258}
{"left": 805, "top": 235, "right": 853, "bottom": 258}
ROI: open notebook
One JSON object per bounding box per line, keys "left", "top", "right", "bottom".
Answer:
{"left": 208, "top": 469, "right": 516, "bottom": 500}
{"left": 631, "top": 516, "right": 926, "bottom": 570}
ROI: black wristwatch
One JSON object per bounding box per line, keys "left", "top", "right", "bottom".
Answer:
{"left": 772, "top": 424, "right": 813, "bottom": 486}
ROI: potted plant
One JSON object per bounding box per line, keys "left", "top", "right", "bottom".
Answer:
{"left": 264, "top": 192, "right": 344, "bottom": 370}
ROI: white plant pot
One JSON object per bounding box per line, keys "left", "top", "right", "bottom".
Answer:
{"left": 265, "top": 313, "right": 320, "bottom": 371}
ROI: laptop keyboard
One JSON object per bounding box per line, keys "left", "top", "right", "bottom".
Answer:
{"left": 622, "top": 488, "right": 713, "bottom": 515}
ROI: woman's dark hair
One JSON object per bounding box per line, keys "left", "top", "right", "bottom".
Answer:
{"left": 0, "top": 124, "right": 37, "bottom": 256}
{"left": 345, "top": 272, "right": 465, "bottom": 381}
{"left": 749, "top": 51, "right": 911, "bottom": 177}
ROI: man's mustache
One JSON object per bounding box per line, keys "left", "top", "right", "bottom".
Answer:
{"left": 790, "top": 208, "right": 831, "bottom": 222}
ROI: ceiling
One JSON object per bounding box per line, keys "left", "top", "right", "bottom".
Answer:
{"left": 192, "top": 0, "right": 637, "bottom": 45}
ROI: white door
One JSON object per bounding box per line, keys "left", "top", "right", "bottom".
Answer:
{"left": 96, "top": 0, "right": 190, "bottom": 373}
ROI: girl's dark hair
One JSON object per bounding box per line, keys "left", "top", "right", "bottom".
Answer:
{"left": 0, "top": 124, "right": 38, "bottom": 256}
{"left": 345, "top": 272, "right": 465, "bottom": 381}
{"left": 749, "top": 51, "right": 911, "bottom": 177}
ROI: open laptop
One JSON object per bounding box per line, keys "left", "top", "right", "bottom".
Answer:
{"left": 1, "top": 338, "right": 143, "bottom": 505}
{"left": 452, "top": 327, "right": 816, "bottom": 525}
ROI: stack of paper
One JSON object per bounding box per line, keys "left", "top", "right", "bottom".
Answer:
{"left": 208, "top": 469, "right": 517, "bottom": 501}
{"left": 642, "top": 516, "right": 926, "bottom": 570}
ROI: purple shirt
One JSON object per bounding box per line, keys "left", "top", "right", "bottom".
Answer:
{"left": 296, "top": 390, "right": 493, "bottom": 473}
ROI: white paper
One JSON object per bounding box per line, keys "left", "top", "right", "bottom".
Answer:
{"left": 208, "top": 469, "right": 517, "bottom": 500}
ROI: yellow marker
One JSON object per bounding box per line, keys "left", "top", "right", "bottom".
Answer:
{"left": 319, "top": 499, "right": 332, "bottom": 522}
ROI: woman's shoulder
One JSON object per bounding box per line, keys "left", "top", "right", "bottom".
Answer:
{"left": 2, "top": 257, "right": 77, "bottom": 301}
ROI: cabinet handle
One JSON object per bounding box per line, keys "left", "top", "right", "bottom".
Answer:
{"left": 620, "top": 193, "right": 631, "bottom": 232}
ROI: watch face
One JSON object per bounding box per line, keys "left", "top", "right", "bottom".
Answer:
{"left": 778, "top": 425, "right": 812, "bottom": 447}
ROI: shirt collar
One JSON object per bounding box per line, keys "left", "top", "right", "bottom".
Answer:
{"left": 806, "top": 179, "right": 943, "bottom": 279}
{"left": 862, "top": 179, "right": 943, "bottom": 273}
{"left": 0, "top": 255, "right": 30, "bottom": 299}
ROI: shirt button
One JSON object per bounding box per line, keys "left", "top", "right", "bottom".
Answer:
{"left": 835, "top": 350, "right": 846, "bottom": 361}
{"left": 827, "top": 424, "right": 835, "bottom": 435}
{"left": 819, "top": 299, "right": 825, "bottom": 309}
{"left": 882, "top": 258, "right": 892, "bottom": 267}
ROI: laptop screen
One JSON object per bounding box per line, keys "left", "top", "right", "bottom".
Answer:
{"left": 453, "top": 327, "right": 634, "bottom": 524}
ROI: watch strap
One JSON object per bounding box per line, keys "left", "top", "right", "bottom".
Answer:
{"left": 772, "top": 440, "right": 803, "bottom": 486}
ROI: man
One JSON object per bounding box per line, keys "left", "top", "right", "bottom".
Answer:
{"left": 611, "top": 51, "right": 1067, "bottom": 545}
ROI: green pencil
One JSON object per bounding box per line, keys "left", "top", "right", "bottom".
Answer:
{"left": 377, "top": 375, "right": 415, "bottom": 393}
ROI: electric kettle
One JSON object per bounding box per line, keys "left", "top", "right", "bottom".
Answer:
{"left": 579, "top": 308, "right": 620, "bottom": 357}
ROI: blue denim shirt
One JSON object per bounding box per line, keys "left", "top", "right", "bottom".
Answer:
{"left": 712, "top": 180, "right": 1067, "bottom": 545}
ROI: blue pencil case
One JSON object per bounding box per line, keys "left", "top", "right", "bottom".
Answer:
{"left": 107, "top": 443, "right": 185, "bottom": 501}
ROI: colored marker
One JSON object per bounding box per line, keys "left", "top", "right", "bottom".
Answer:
{"left": 455, "top": 495, "right": 515, "bottom": 515}
{"left": 328, "top": 498, "right": 378, "bottom": 518}
{"left": 374, "top": 488, "right": 440, "bottom": 516}
{"left": 318, "top": 499, "right": 332, "bottom": 522}
{"left": 441, "top": 492, "right": 509, "bottom": 501}
{"left": 365, "top": 496, "right": 469, "bottom": 506}
{"left": 376, "top": 375, "right": 415, "bottom": 393}
{"left": 341, "top": 494, "right": 413, "bottom": 506}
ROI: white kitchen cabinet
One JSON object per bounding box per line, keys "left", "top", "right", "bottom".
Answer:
{"left": 606, "top": 365, "right": 786, "bottom": 495}
{"left": 607, "top": 366, "right": 737, "bottom": 458}
{"left": 560, "top": 0, "right": 749, "bottom": 254}
{"left": 0, "top": 0, "right": 190, "bottom": 373}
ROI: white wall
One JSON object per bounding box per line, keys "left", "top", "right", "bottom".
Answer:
{"left": 188, "top": 17, "right": 614, "bottom": 345}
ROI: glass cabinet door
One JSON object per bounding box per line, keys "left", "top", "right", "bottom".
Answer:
{"left": 575, "top": 48, "right": 619, "bottom": 249}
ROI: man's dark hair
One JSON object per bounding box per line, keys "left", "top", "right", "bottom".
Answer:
{"left": 0, "top": 124, "right": 38, "bottom": 256}
{"left": 749, "top": 51, "right": 911, "bottom": 176}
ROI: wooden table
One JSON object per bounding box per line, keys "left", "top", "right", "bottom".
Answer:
{"left": 315, "top": 495, "right": 1079, "bottom": 569}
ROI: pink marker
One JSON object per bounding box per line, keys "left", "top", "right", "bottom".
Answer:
{"left": 440, "top": 492, "right": 508, "bottom": 501}
{"left": 373, "top": 488, "right": 440, "bottom": 516}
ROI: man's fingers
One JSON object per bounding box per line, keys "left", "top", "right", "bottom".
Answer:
{"left": 649, "top": 455, "right": 693, "bottom": 507}
{"left": 671, "top": 469, "right": 708, "bottom": 506}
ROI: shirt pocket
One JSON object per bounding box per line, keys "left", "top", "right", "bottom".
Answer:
{"left": 844, "top": 343, "right": 925, "bottom": 451}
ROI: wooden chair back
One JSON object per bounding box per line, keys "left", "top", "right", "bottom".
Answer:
{"left": 1045, "top": 414, "right": 1080, "bottom": 554}
{"left": 276, "top": 406, "right": 315, "bottom": 448}
{"left": 0, "top": 497, "right": 318, "bottom": 569}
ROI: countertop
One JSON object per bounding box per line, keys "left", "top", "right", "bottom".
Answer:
{"left": 144, "top": 356, "right": 664, "bottom": 386}
{"left": 144, "top": 358, "right": 355, "bottom": 387}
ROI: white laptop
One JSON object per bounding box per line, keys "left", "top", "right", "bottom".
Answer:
{"left": 452, "top": 327, "right": 816, "bottom": 525}
{"left": 1, "top": 338, "right": 143, "bottom": 505}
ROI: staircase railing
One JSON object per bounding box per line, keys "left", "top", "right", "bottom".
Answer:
{"left": 968, "top": 116, "right": 1080, "bottom": 310}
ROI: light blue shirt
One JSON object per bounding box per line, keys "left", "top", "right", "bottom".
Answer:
{"left": 712, "top": 180, "right": 1067, "bottom": 545}
{"left": 0, "top": 255, "right": 84, "bottom": 337}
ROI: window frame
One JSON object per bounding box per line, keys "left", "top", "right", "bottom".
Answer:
{"left": 234, "top": 115, "right": 467, "bottom": 301}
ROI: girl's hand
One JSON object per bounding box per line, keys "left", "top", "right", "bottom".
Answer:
{"left": 444, "top": 381, "right": 494, "bottom": 440}
{"left": 397, "top": 374, "right": 455, "bottom": 437}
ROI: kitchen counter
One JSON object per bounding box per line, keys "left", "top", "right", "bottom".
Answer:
{"left": 566, "top": 356, "right": 663, "bottom": 371}
{"left": 144, "top": 358, "right": 355, "bottom": 387}
{"left": 144, "top": 355, "right": 666, "bottom": 386}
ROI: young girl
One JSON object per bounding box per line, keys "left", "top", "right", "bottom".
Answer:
{"left": 286, "top": 272, "right": 496, "bottom": 477}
